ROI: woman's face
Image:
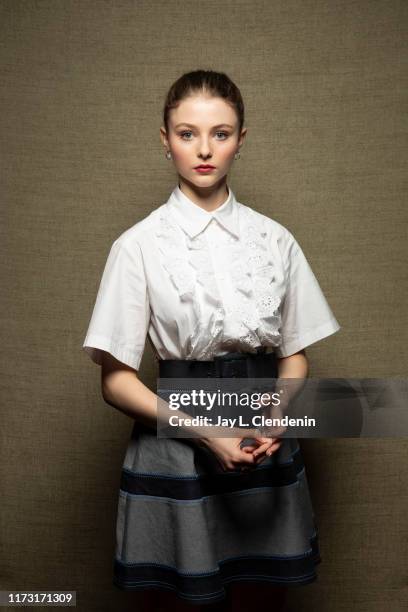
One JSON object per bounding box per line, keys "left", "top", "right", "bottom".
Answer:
{"left": 161, "top": 94, "right": 246, "bottom": 190}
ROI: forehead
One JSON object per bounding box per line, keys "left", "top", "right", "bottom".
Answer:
{"left": 169, "top": 94, "right": 237, "bottom": 127}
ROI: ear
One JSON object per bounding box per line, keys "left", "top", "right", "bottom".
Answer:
{"left": 159, "top": 126, "right": 169, "bottom": 149}
{"left": 238, "top": 126, "right": 248, "bottom": 148}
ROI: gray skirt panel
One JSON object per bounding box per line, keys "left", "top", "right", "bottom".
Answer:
{"left": 113, "top": 424, "right": 321, "bottom": 605}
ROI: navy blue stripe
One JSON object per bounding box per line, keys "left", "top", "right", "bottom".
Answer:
{"left": 120, "top": 448, "right": 304, "bottom": 500}
{"left": 113, "top": 533, "right": 321, "bottom": 602}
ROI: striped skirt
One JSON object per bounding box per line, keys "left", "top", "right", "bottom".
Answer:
{"left": 113, "top": 351, "right": 321, "bottom": 606}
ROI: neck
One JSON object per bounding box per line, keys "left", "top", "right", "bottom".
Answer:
{"left": 178, "top": 177, "right": 229, "bottom": 212}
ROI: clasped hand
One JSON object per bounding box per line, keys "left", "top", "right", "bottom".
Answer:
{"left": 199, "top": 431, "right": 281, "bottom": 472}
{"left": 197, "top": 393, "right": 288, "bottom": 472}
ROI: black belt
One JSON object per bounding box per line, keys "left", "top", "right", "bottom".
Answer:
{"left": 158, "top": 347, "right": 278, "bottom": 379}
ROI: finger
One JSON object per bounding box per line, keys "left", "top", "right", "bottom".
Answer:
{"left": 254, "top": 453, "right": 268, "bottom": 465}
{"left": 253, "top": 436, "right": 279, "bottom": 446}
{"left": 241, "top": 437, "right": 271, "bottom": 452}
{"left": 252, "top": 441, "right": 272, "bottom": 458}
{"left": 266, "top": 440, "right": 282, "bottom": 456}
{"left": 254, "top": 437, "right": 283, "bottom": 458}
{"left": 237, "top": 450, "right": 257, "bottom": 465}
{"left": 258, "top": 435, "right": 280, "bottom": 444}
{"left": 258, "top": 436, "right": 280, "bottom": 444}
{"left": 266, "top": 446, "right": 279, "bottom": 457}
{"left": 243, "top": 444, "right": 269, "bottom": 463}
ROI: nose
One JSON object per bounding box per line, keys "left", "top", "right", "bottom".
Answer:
{"left": 197, "top": 137, "right": 212, "bottom": 159}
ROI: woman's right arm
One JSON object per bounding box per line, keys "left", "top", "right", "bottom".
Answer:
{"left": 101, "top": 351, "right": 162, "bottom": 429}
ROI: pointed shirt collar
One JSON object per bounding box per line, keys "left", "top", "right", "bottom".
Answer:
{"left": 166, "top": 184, "right": 240, "bottom": 239}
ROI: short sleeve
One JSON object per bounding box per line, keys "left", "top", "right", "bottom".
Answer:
{"left": 82, "top": 237, "right": 150, "bottom": 370}
{"left": 275, "top": 231, "right": 341, "bottom": 358}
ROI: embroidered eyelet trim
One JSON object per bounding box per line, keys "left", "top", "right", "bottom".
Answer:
{"left": 230, "top": 207, "right": 283, "bottom": 348}
{"left": 155, "top": 207, "right": 283, "bottom": 359}
{"left": 215, "top": 207, "right": 283, "bottom": 353}
{"left": 155, "top": 213, "right": 225, "bottom": 359}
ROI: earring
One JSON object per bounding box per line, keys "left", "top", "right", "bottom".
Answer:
{"left": 234, "top": 150, "right": 241, "bottom": 160}
{"left": 165, "top": 150, "right": 172, "bottom": 160}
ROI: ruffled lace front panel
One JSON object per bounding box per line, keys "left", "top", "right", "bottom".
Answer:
{"left": 155, "top": 207, "right": 283, "bottom": 360}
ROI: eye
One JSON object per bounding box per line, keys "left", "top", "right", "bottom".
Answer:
{"left": 179, "top": 130, "right": 230, "bottom": 141}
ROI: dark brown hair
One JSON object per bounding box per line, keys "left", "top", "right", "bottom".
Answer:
{"left": 163, "top": 69, "right": 245, "bottom": 134}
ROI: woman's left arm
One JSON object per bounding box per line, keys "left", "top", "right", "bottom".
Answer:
{"left": 275, "top": 348, "right": 308, "bottom": 411}
{"left": 277, "top": 349, "right": 309, "bottom": 410}
{"left": 277, "top": 348, "right": 308, "bottom": 378}
{"left": 253, "top": 350, "right": 309, "bottom": 458}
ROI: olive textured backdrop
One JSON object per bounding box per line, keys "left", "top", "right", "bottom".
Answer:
{"left": 1, "top": 1, "right": 407, "bottom": 611}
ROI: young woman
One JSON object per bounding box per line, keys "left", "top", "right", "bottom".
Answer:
{"left": 83, "top": 70, "right": 340, "bottom": 611}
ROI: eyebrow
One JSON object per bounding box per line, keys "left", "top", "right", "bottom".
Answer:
{"left": 174, "top": 123, "right": 234, "bottom": 129}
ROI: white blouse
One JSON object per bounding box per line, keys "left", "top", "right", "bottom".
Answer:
{"left": 83, "top": 185, "right": 340, "bottom": 370}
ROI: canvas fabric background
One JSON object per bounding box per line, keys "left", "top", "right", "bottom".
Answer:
{"left": 1, "top": 1, "right": 407, "bottom": 610}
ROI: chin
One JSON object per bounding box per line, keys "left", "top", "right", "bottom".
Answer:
{"left": 193, "top": 173, "right": 225, "bottom": 183}
{"left": 182, "top": 174, "right": 216, "bottom": 187}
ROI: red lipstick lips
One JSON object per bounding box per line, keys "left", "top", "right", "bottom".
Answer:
{"left": 194, "top": 164, "right": 215, "bottom": 173}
